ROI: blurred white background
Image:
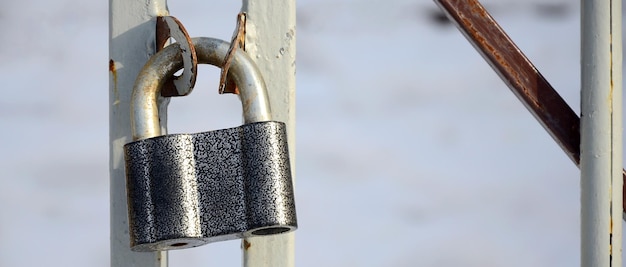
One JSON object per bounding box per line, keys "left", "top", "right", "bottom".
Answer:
{"left": 0, "top": 0, "right": 618, "bottom": 266}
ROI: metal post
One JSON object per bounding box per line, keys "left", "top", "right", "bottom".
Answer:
{"left": 580, "top": 0, "right": 622, "bottom": 266}
{"left": 240, "top": 1, "right": 297, "bottom": 267}
{"left": 109, "top": 0, "right": 169, "bottom": 266}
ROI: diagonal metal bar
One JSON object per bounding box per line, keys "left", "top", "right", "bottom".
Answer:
{"left": 433, "top": 0, "right": 626, "bottom": 213}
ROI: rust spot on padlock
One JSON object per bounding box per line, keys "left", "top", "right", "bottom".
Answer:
{"left": 224, "top": 79, "right": 240, "bottom": 95}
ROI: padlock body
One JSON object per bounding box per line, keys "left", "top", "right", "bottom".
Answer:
{"left": 124, "top": 121, "right": 296, "bottom": 252}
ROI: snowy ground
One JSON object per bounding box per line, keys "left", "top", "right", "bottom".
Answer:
{"left": 0, "top": 0, "right": 622, "bottom": 266}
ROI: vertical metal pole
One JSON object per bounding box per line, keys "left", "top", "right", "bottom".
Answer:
{"left": 240, "top": 1, "right": 297, "bottom": 267}
{"left": 109, "top": 1, "right": 169, "bottom": 266}
{"left": 580, "top": 0, "right": 622, "bottom": 266}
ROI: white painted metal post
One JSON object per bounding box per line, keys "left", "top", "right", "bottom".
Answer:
{"left": 109, "top": 1, "right": 169, "bottom": 266}
{"left": 240, "top": 1, "right": 297, "bottom": 267}
{"left": 580, "top": 0, "right": 622, "bottom": 266}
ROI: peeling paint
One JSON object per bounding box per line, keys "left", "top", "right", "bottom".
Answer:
{"left": 243, "top": 18, "right": 259, "bottom": 57}
{"left": 147, "top": 0, "right": 169, "bottom": 17}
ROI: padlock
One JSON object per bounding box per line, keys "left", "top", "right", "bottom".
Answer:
{"left": 123, "top": 37, "right": 297, "bottom": 252}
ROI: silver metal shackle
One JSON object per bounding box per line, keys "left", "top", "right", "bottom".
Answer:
{"left": 130, "top": 37, "right": 272, "bottom": 141}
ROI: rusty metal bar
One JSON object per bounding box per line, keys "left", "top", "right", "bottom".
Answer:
{"left": 434, "top": 0, "right": 626, "bottom": 214}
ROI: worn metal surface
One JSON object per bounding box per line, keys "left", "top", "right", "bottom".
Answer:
{"left": 434, "top": 0, "right": 626, "bottom": 214}
{"left": 125, "top": 121, "right": 296, "bottom": 252}
{"left": 580, "top": 0, "right": 622, "bottom": 265}
{"left": 156, "top": 16, "right": 198, "bottom": 97}
{"left": 241, "top": 1, "right": 297, "bottom": 266}
{"left": 130, "top": 37, "right": 271, "bottom": 141}
{"left": 109, "top": 0, "right": 169, "bottom": 266}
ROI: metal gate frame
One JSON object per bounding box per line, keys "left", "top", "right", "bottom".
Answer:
{"left": 435, "top": 0, "right": 622, "bottom": 266}
{"left": 108, "top": 1, "right": 296, "bottom": 266}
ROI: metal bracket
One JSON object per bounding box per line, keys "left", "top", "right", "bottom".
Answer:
{"left": 219, "top": 12, "right": 247, "bottom": 95}
{"left": 156, "top": 16, "right": 198, "bottom": 97}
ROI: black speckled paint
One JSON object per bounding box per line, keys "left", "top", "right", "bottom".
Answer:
{"left": 124, "top": 121, "right": 297, "bottom": 252}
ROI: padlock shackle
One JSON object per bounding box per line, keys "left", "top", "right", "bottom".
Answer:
{"left": 130, "top": 37, "right": 271, "bottom": 141}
